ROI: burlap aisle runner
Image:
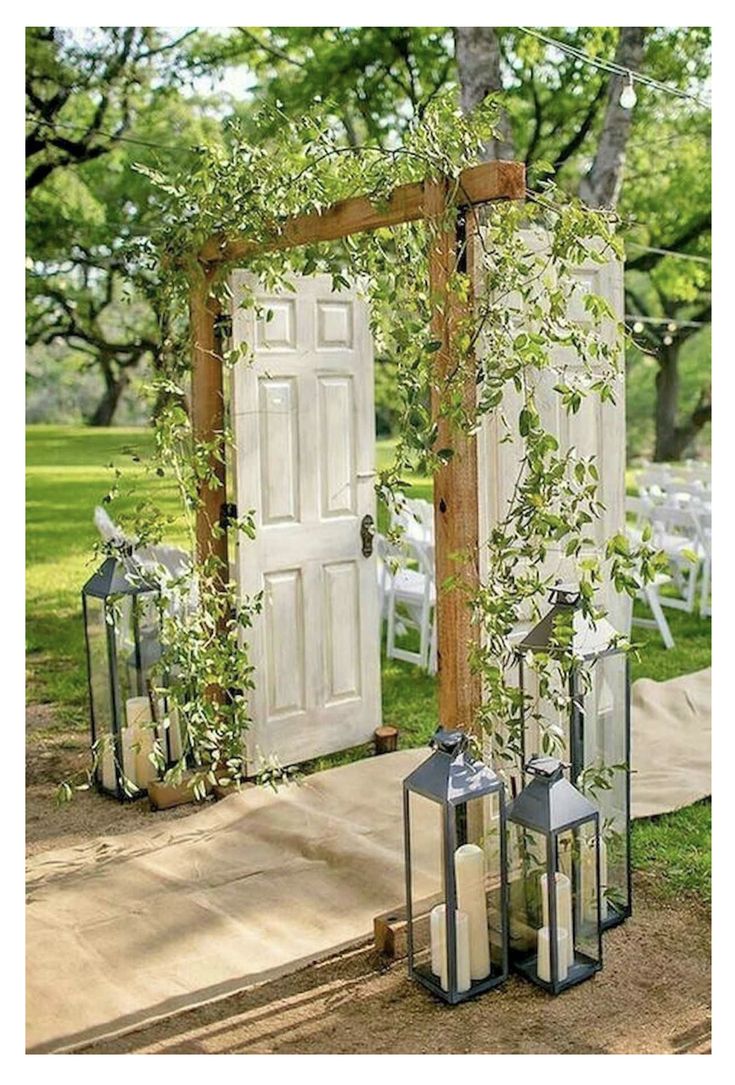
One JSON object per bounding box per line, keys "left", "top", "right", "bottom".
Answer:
{"left": 26, "top": 668, "right": 710, "bottom": 1052}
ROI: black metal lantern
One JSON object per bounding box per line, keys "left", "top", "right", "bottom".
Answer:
{"left": 507, "top": 755, "right": 603, "bottom": 993}
{"left": 516, "top": 584, "right": 631, "bottom": 929}
{"left": 82, "top": 546, "right": 178, "bottom": 800}
{"left": 403, "top": 728, "right": 509, "bottom": 1004}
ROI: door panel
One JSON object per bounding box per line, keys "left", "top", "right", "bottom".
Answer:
{"left": 230, "top": 273, "right": 380, "bottom": 769}
{"left": 478, "top": 232, "right": 626, "bottom": 630}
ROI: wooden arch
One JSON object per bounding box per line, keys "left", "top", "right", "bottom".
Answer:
{"left": 189, "top": 159, "right": 526, "bottom": 735}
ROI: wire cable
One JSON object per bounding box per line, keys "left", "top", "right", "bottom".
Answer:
{"left": 518, "top": 27, "right": 711, "bottom": 109}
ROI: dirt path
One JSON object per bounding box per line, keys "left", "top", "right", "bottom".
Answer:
{"left": 78, "top": 881, "right": 710, "bottom": 1056}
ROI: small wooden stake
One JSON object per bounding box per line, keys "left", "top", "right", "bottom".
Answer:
{"left": 374, "top": 725, "right": 399, "bottom": 755}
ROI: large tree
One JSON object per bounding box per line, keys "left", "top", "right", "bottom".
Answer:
{"left": 451, "top": 26, "right": 711, "bottom": 457}
{"left": 26, "top": 27, "right": 219, "bottom": 425}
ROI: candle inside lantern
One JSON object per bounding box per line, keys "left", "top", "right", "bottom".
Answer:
{"left": 537, "top": 925, "right": 570, "bottom": 983}
{"left": 430, "top": 904, "right": 471, "bottom": 993}
{"left": 99, "top": 735, "right": 117, "bottom": 793}
{"left": 540, "top": 871, "right": 575, "bottom": 966}
{"left": 123, "top": 696, "right": 156, "bottom": 789}
{"left": 581, "top": 834, "right": 608, "bottom": 924}
{"left": 454, "top": 844, "right": 491, "bottom": 980}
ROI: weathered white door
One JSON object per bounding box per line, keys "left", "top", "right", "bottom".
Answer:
{"left": 230, "top": 273, "right": 381, "bottom": 769}
{"left": 478, "top": 232, "right": 626, "bottom": 630}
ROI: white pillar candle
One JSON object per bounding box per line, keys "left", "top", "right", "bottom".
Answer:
{"left": 123, "top": 696, "right": 156, "bottom": 789}
{"left": 581, "top": 835, "right": 608, "bottom": 924}
{"left": 429, "top": 904, "right": 471, "bottom": 993}
{"left": 454, "top": 844, "right": 491, "bottom": 980}
{"left": 537, "top": 925, "right": 570, "bottom": 983}
{"left": 167, "top": 705, "right": 184, "bottom": 761}
{"left": 99, "top": 735, "right": 117, "bottom": 792}
{"left": 430, "top": 904, "right": 445, "bottom": 977}
{"left": 540, "top": 871, "right": 575, "bottom": 966}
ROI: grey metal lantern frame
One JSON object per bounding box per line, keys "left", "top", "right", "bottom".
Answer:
{"left": 81, "top": 547, "right": 167, "bottom": 801}
{"left": 403, "top": 729, "right": 509, "bottom": 1005}
{"left": 516, "top": 584, "right": 632, "bottom": 930}
{"left": 507, "top": 755, "right": 604, "bottom": 994}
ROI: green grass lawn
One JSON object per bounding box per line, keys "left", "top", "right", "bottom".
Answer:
{"left": 26, "top": 424, "right": 711, "bottom": 900}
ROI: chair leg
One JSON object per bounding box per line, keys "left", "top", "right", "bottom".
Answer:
{"left": 700, "top": 557, "right": 711, "bottom": 618}
{"left": 428, "top": 610, "right": 437, "bottom": 676}
{"left": 684, "top": 559, "right": 700, "bottom": 613}
{"left": 419, "top": 595, "right": 432, "bottom": 670}
{"left": 386, "top": 588, "right": 397, "bottom": 660}
{"left": 645, "top": 586, "right": 675, "bottom": 649}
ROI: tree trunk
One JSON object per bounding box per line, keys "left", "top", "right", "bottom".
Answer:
{"left": 653, "top": 343, "right": 680, "bottom": 460}
{"left": 653, "top": 343, "right": 711, "bottom": 461}
{"left": 454, "top": 27, "right": 515, "bottom": 160}
{"left": 578, "top": 27, "right": 646, "bottom": 209}
{"left": 89, "top": 370, "right": 129, "bottom": 427}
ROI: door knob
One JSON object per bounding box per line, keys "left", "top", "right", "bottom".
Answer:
{"left": 360, "top": 514, "right": 375, "bottom": 558}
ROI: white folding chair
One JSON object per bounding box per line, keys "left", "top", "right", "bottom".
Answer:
{"left": 379, "top": 534, "right": 436, "bottom": 670}
{"left": 648, "top": 505, "right": 705, "bottom": 613}
{"left": 625, "top": 497, "right": 675, "bottom": 649}
{"left": 693, "top": 507, "right": 711, "bottom": 618}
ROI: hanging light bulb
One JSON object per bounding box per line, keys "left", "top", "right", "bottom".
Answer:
{"left": 663, "top": 334, "right": 673, "bottom": 346}
{"left": 667, "top": 321, "right": 677, "bottom": 333}
{"left": 633, "top": 321, "right": 644, "bottom": 334}
{"left": 619, "top": 73, "right": 637, "bottom": 110}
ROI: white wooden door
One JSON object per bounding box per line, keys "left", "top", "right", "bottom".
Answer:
{"left": 478, "top": 232, "right": 626, "bottom": 631}
{"left": 230, "top": 273, "right": 381, "bottom": 769}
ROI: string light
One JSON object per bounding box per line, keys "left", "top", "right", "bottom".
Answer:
{"left": 667, "top": 321, "right": 678, "bottom": 332}
{"left": 619, "top": 73, "right": 637, "bottom": 110}
{"left": 663, "top": 334, "right": 674, "bottom": 345}
{"left": 633, "top": 321, "right": 644, "bottom": 334}
{"left": 518, "top": 27, "right": 711, "bottom": 109}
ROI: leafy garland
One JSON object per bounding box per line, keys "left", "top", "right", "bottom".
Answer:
{"left": 72, "top": 93, "right": 665, "bottom": 803}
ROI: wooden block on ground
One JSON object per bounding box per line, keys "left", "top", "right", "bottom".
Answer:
{"left": 213, "top": 780, "right": 256, "bottom": 800}
{"left": 374, "top": 904, "right": 409, "bottom": 959}
{"left": 148, "top": 774, "right": 211, "bottom": 811}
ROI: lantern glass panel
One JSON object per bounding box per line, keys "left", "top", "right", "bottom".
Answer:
{"left": 406, "top": 790, "right": 444, "bottom": 991}
{"left": 463, "top": 793, "right": 507, "bottom": 978}
{"left": 579, "top": 651, "right": 629, "bottom": 923}
{"left": 84, "top": 596, "right": 118, "bottom": 793}
{"left": 510, "top": 819, "right": 601, "bottom": 990}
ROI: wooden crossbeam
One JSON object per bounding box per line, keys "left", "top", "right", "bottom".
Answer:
{"left": 198, "top": 160, "right": 525, "bottom": 264}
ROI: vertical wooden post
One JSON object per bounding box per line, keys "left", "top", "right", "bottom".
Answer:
{"left": 425, "top": 180, "right": 482, "bottom": 736}
{"left": 190, "top": 265, "right": 228, "bottom": 581}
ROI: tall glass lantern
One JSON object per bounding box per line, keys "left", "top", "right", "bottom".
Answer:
{"left": 516, "top": 584, "right": 631, "bottom": 929}
{"left": 82, "top": 546, "right": 173, "bottom": 800}
{"left": 403, "top": 729, "right": 508, "bottom": 1004}
{"left": 507, "top": 755, "right": 603, "bottom": 993}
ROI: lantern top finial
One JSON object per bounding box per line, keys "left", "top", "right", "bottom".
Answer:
{"left": 525, "top": 755, "right": 566, "bottom": 781}
{"left": 548, "top": 582, "right": 581, "bottom": 606}
{"left": 430, "top": 728, "right": 469, "bottom": 757}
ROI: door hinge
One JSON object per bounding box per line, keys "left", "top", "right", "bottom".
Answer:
{"left": 220, "top": 502, "right": 238, "bottom": 530}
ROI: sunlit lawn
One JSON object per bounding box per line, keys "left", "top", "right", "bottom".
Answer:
{"left": 26, "top": 425, "right": 711, "bottom": 900}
